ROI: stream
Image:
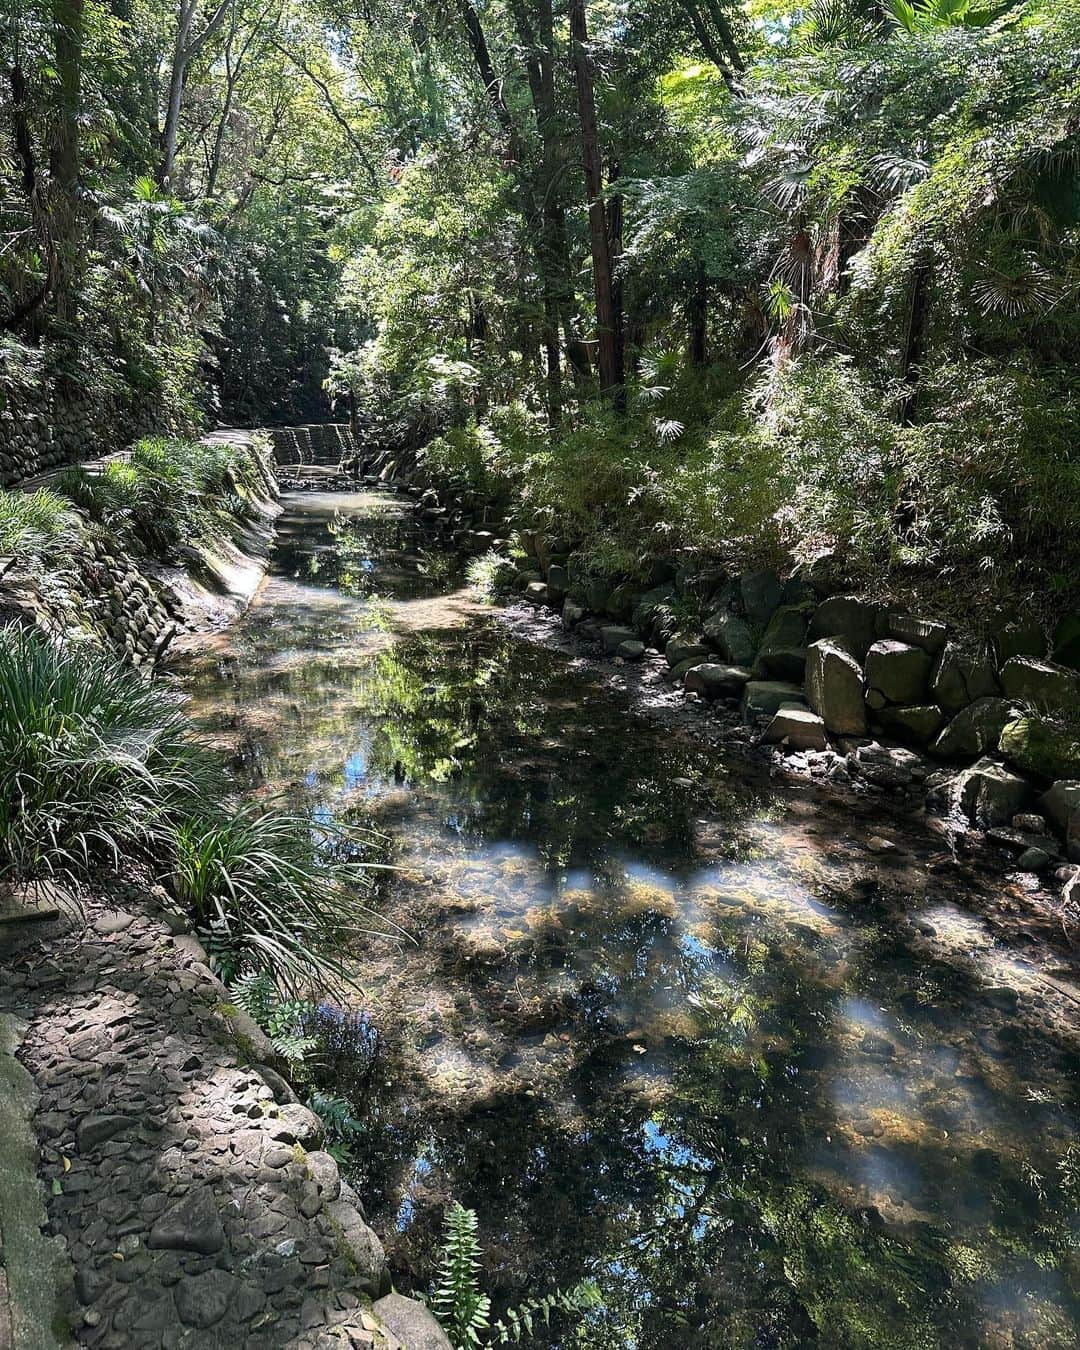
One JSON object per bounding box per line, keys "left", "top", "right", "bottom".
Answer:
{"left": 181, "top": 487, "right": 1080, "bottom": 1349}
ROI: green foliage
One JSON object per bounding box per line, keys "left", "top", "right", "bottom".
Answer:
{"left": 432, "top": 1204, "right": 491, "bottom": 1348}
{"left": 465, "top": 551, "right": 518, "bottom": 602}
{"left": 432, "top": 1202, "right": 600, "bottom": 1348}
{"left": 53, "top": 436, "right": 266, "bottom": 558}
{"left": 0, "top": 488, "right": 75, "bottom": 560}
{"left": 170, "top": 803, "right": 377, "bottom": 995}
{"left": 0, "top": 624, "right": 209, "bottom": 882}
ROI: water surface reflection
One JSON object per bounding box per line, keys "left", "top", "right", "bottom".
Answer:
{"left": 183, "top": 490, "right": 1080, "bottom": 1349}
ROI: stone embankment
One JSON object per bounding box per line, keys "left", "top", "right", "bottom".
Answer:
{"left": 0, "top": 887, "right": 448, "bottom": 1349}
{"left": 345, "top": 439, "right": 1080, "bottom": 906}
{"left": 0, "top": 431, "right": 279, "bottom": 669}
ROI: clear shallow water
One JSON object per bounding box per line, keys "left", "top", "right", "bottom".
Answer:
{"left": 182, "top": 489, "right": 1080, "bottom": 1349}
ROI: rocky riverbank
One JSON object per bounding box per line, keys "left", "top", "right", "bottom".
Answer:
{"left": 341, "top": 440, "right": 1079, "bottom": 922}
{"left": 1, "top": 427, "right": 451, "bottom": 1348}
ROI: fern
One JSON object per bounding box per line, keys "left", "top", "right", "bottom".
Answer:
{"left": 433, "top": 1204, "right": 491, "bottom": 1348}
{"left": 431, "top": 1203, "right": 600, "bottom": 1348}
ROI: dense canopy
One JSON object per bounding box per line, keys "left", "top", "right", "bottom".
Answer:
{"left": 3, "top": 0, "right": 1079, "bottom": 607}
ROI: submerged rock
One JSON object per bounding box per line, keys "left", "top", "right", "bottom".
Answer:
{"left": 806, "top": 638, "right": 867, "bottom": 735}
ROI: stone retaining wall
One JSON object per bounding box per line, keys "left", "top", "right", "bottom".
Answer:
{"left": 0, "top": 380, "right": 98, "bottom": 488}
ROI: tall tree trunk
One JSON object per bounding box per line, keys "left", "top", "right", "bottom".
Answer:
{"left": 568, "top": 0, "right": 622, "bottom": 406}
{"left": 159, "top": 1, "right": 232, "bottom": 188}
{"left": 50, "top": 0, "right": 84, "bottom": 324}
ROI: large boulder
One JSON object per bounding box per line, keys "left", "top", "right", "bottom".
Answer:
{"left": 805, "top": 638, "right": 867, "bottom": 735}
{"left": 1040, "top": 781, "right": 1080, "bottom": 862}
{"left": 685, "top": 663, "right": 752, "bottom": 700}
{"left": 600, "top": 625, "right": 638, "bottom": 655}
{"left": 808, "top": 595, "right": 881, "bottom": 661}
{"left": 704, "top": 609, "right": 756, "bottom": 666}
{"left": 741, "top": 681, "right": 806, "bottom": 724}
{"left": 876, "top": 704, "right": 945, "bottom": 744}
{"left": 759, "top": 603, "right": 809, "bottom": 651}
{"left": 666, "top": 633, "right": 710, "bottom": 668}
{"left": 1052, "top": 613, "right": 1080, "bottom": 672}
{"left": 374, "top": 1294, "right": 453, "bottom": 1350}
{"left": 763, "top": 707, "right": 829, "bottom": 751}
{"left": 999, "top": 716, "right": 1080, "bottom": 782}
{"left": 755, "top": 646, "right": 808, "bottom": 682}
{"left": 953, "top": 758, "right": 1034, "bottom": 827}
{"left": 931, "top": 697, "right": 1018, "bottom": 759}
{"left": 886, "top": 614, "right": 947, "bottom": 656}
{"left": 991, "top": 614, "right": 1045, "bottom": 664}
{"left": 754, "top": 605, "right": 809, "bottom": 681}
{"left": 930, "top": 642, "right": 999, "bottom": 713}
{"left": 562, "top": 598, "right": 586, "bottom": 628}
{"left": 740, "top": 569, "right": 782, "bottom": 629}
{"left": 999, "top": 656, "right": 1080, "bottom": 714}
{"left": 864, "top": 640, "right": 931, "bottom": 706}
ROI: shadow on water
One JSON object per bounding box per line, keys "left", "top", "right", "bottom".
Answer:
{"left": 181, "top": 490, "right": 1080, "bottom": 1349}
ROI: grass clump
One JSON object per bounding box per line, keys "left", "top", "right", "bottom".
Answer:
{"left": 172, "top": 803, "right": 380, "bottom": 994}
{"left": 0, "top": 487, "right": 76, "bottom": 560}
{"left": 0, "top": 623, "right": 376, "bottom": 992}
{"left": 0, "top": 624, "right": 208, "bottom": 880}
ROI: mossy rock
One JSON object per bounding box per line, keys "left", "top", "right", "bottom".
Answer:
{"left": 999, "top": 716, "right": 1080, "bottom": 783}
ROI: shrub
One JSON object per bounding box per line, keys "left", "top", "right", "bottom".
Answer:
{"left": 0, "top": 624, "right": 210, "bottom": 881}
{"left": 54, "top": 435, "right": 266, "bottom": 559}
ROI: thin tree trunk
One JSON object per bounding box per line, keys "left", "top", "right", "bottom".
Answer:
{"left": 689, "top": 260, "right": 708, "bottom": 365}
{"left": 568, "top": 0, "right": 621, "bottom": 405}
{"left": 49, "top": 0, "right": 84, "bottom": 323}
{"left": 898, "top": 256, "right": 931, "bottom": 426}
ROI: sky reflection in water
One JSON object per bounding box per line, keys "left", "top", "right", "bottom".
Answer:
{"left": 182, "top": 490, "right": 1080, "bottom": 1349}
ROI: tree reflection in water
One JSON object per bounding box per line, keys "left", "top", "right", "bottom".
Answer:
{"left": 183, "top": 490, "right": 1080, "bottom": 1349}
